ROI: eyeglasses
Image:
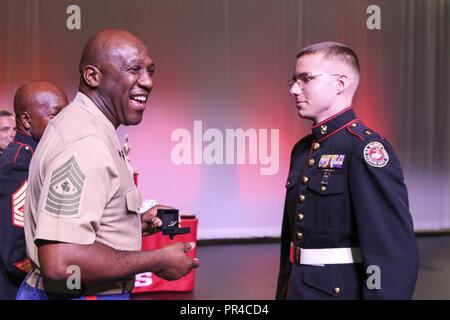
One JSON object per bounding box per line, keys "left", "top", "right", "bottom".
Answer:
{"left": 288, "top": 73, "right": 344, "bottom": 88}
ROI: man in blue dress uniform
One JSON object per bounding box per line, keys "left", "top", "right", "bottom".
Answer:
{"left": 0, "top": 80, "right": 68, "bottom": 299}
{"left": 276, "top": 42, "right": 419, "bottom": 300}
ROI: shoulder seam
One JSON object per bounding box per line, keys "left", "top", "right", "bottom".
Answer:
{"left": 346, "top": 120, "right": 365, "bottom": 141}
{"left": 13, "top": 143, "right": 34, "bottom": 165}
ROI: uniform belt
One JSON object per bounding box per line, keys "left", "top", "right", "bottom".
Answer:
{"left": 290, "top": 244, "right": 363, "bottom": 265}
{"left": 26, "top": 271, "right": 134, "bottom": 296}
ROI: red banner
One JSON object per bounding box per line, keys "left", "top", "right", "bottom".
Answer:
{"left": 133, "top": 217, "right": 198, "bottom": 293}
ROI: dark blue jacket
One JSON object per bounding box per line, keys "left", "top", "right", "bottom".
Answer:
{"left": 0, "top": 130, "right": 37, "bottom": 299}
{"left": 276, "top": 108, "right": 419, "bottom": 300}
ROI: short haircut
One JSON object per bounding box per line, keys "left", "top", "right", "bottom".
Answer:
{"left": 0, "top": 109, "right": 14, "bottom": 118}
{"left": 297, "top": 42, "right": 360, "bottom": 74}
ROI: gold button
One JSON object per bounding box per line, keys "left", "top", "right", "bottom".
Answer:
{"left": 364, "top": 130, "right": 372, "bottom": 135}
{"left": 350, "top": 123, "right": 357, "bottom": 128}
{"left": 297, "top": 213, "right": 304, "bottom": 221}
{"left": 312, "top": 142, "right": 320, "bottom": 151}
{"left": 334, "top": 287, "right": 341, "bottom": 294}
{"left": 302, "top": 176, "right": 309, "bottom": 184}
{"left": 308, "top": 158, "right": 315, "bottom": 167}
{"left": 298, "top": 194, "right": 306, "bottom": 203}
{"left": 320, "top": 185, "right": 327, "bottom": 192}
{"left": 296, "top": 232, "right": 303, "bottom": 240}
{"left": 320, "top": 125, "right": 327, "bottom": 134}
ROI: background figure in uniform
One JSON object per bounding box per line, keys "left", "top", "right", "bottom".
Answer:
{"left": 0, "top": 110, "right": 16, "bottom": 156}
{"left": 17, "top": 29, "right": 199, "bottom": 300}
{"left": 276, "top": 42, "right": 419, "bottom": 300}
{"left": 0, "top": 80, "right": 68, "bottom": 299}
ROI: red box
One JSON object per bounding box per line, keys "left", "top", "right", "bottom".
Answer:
{"left": 132, "top": 216, "right": 198, "bottom": 293}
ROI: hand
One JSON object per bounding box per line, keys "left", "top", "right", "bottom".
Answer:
{"left": 154, "top": 242, "right": 199, "bottom": 280}
{"left": 140, "top": 204, "right": 172, "bottom": 236}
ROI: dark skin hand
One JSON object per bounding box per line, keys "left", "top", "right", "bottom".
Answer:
{"left": 141, "top": 204, "right": 170, "bottom": 236}
{"left": 38, "top": 204, "right": 198, "bottom": 282}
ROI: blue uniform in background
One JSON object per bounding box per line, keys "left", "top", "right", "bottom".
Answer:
{"left": 0, "top": 130, "right": 36, "bottom": 299}
{"left": 276, "top": 107, "right": 419, "bottom": 300}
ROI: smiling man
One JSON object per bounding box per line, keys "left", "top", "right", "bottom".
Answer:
{"left": 17, "top": 30, "right": 198, "bottom": 300}
{"left": 276, "top": 42, "right": 419, "bottom": 300}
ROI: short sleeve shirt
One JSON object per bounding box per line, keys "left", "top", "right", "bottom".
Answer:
{"left": 24, "top": 92, "right": 142, "bottom": 272}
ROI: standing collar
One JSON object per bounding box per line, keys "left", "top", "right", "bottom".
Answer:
{"left": 311, "top": 107, "right": 357, "bottom": 140}
{"left": 73, "top": 92, "right": 117, "bottom": 135}
{"left": 14, "top": 129, "right": 38, "bottom": 148}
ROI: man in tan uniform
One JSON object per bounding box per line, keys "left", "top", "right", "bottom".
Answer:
{"left": 17, "top": 29, "right": 199, "bottom": 300}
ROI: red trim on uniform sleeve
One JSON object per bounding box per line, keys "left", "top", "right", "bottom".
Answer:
{"left": 13, "top": 145, "right": 23, "bottom": 164}
{"left": 12, "top": 142, "right": 34, "bottom": 164}
{"left": 14, "top": 258, "right": 31, "bottom": 273}
{"left": 11, "top": 180, "right": 27, "bottom": 228}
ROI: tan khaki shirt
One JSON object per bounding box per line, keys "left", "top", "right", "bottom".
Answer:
{"left": 24, "top": 92, "right": 142, "bottom": 272}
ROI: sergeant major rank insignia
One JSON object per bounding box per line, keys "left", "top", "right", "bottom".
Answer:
{"left": 364, "top": 142, "right": 389, "bottom": 167}
{"left": 44, "top": 156, "right": 86, "bottom": 217}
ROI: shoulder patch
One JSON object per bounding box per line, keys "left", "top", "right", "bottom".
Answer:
{"left": 363, "top": 142, "right": 389, "bottom": 167}
{"left": 44, "top": 156, "right": 86, "bottom": 217}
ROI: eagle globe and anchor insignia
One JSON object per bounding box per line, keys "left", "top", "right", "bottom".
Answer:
{"left": 44, "top": 156, "right": 86, "bottom": 216}
{"left": 363, "top": 142, "right": 389, "bottom": 168}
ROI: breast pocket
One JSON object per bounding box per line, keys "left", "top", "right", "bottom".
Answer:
{"left": 125, "top": 187, "right": 141, "bottom": 215}
{"left": 306, "top": 171, "right": 347, "bottom": 234}
{"left": 303, "top": 264, "right": 362, "bottom": 299}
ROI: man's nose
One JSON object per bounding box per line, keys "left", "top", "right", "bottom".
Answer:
{"left": 138, "top": 72, "right": 153, "bottom": 91}
{"left": 290, "top": 82, "right": 302, "bottom": 96}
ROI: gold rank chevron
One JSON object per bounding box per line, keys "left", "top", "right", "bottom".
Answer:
{"left": 12, "top": 180, "right": 27, "bottom": 227}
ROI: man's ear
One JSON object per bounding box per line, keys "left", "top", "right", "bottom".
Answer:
{"left": 335, "top": 74, "right": 348, "bottom": 95}
{"left": 19, "top": 112, "right": 32, "bottom": 131}
{"left": 82, "top": 65, "right": 101, "bottom": 89}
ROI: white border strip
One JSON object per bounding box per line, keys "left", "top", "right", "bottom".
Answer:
{"left": 198, "top": 227, "right": 280, "bottom": 240}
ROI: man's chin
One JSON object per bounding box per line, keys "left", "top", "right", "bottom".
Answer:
{"left": 123, "top": 114, "right": 144, "bottom": 126}
{"left": 297, "top": 109, "right": 308, "bottom": 118}
{"left": 297, "top": 110, "right": 316, "bottom": 122}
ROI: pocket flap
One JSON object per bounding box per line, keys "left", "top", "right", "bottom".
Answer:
{"left": 303, "top": 265, "right": 361, "bottom": 296}
{"left": 125, "top": 187, "right": 141, "bottom": 213}
{"left": 307, "top": 175, "right": 346, "bottom": 195}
